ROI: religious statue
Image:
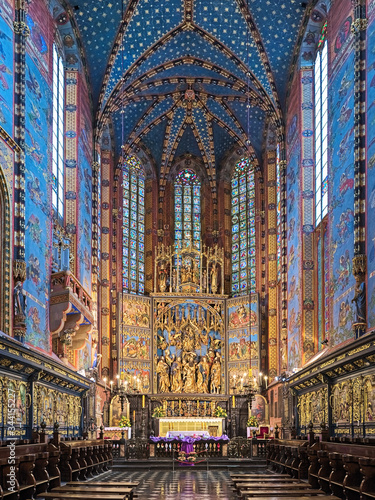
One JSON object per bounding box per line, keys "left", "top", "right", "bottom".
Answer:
{"left": 159, "top": 266, "right": 167, "bottom": 293}
{"left": 352, "top": 278, "right": 366, "bottom": 324}
{"left": 211, "top": 264, "right": 218, "bottom": 294}
{"left": 210, "top": 357, "right": 221, "bottom": 394}
{"left": 182, "top": 322, "right": 196, "bottom": 352}
{"left": 171, "top": 356, "right": 183, "bottom": 393}
{"left": 183, "top": 356, "right": 197, "bottom": 393}
{"left": 207, "top": 347, "right": 215, "bottom": 367}
{"left": 202, "top": 270, "right": 207, "bottom": 293}
{"left": 197, "top": 356, "right": 210, "bottom": 393}
{"left": 156, "top": 356, "right": 170, "bottom": 393}
{"left": 14, "top": 281, "right": 27, "bottom": 317}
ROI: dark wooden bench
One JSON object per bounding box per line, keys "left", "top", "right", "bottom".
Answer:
{"left": 37, "top": 493, "right": 131, "bottom": 500}
{"left": 59, "top": 439, "right": 112, "bottom": 482}
{"left": 49, "top": 486, "right": 134, "bottom": 500}
{"left": 307, "top": 440, "right": 375, "bottom": 500}
{"left": 239, "top": 489, "right": 331, "bottom": 498}
{"left": 267, "top": 439, "right": 310, "bottom": 479}
{"left": 0, "top": 441, "right": 61, "bottom": 500}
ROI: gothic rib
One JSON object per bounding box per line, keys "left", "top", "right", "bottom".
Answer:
{"left": 235, "top": 0, "right": 282, "bottom": 114}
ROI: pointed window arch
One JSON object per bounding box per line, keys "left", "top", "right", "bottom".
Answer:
{"left": 314, "top": 21, "right": 328, "bottom": 226}
{"left": 231, "top": 158, "right": 256, "bottom": 296}
{"left": 174, "top": 168, "right": 201, "bottom": 250}
{"left": 122, "top": 155, "right": 145, "bottom": 294}
{"left": 52, "top": 43, "right": 65, "bottom": 221}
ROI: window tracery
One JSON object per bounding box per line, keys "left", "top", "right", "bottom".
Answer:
{"left": 122, "top": 155, "right": 145, "bottom": 295}
{"left": 174, "top": 168, "right": 201, "bottom": 251}
{"left": 231, "top": 158, "right": 256, "bottom": 296}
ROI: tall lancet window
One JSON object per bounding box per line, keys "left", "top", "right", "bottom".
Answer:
{"left": 52, "top": 43, "right": 65, "bottom": 220}
{"left": 231, "top": 158, "right": 256, "bottom": 296}
{"left": 174, "top": 168, "right": 201, "bottom": 250}
{"left": 314, "top": 21, "right": 328, "bottom": 226}
{"left": 122, "top": 155, "right": 145, "bottom": 294}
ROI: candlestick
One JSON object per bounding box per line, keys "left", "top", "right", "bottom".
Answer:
{"left": 142, "top": 395, "right": 145, "bottom": 408}
{"left": 232, "top": 395, "right": 235, "bottom": 408}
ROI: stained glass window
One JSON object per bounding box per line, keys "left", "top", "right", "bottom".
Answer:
{"left": 231, "top": 158, "right": 256, "bottom": 296}
{"left": 314, "top": 22, "right": 328, "bottom": 226}
{"left": 276, "top": 143, "right": 282, "bottom": 280}
{"left": 52, "top": 44, "right": 65, "bottom": 219}
{"left": 174, "top": 169, "right": 201, "bottom": 250}
{"left": 122, "top": 155, "right": 145, "bottom": 294}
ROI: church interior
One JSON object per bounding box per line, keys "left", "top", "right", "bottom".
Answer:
{"left": 1, "top": 0, "right": 375, "bottom": 498}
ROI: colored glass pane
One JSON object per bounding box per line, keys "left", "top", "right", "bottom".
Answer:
{"left": 122, "top": 155, "right": 145, "bottom": 295}
{"left": 174, "top": 169, "right": 201, "bottom": 250}
{"left": 231, "top": 158, "right": 256, "bottom": 296}
{"left": 315, "top": 31, "right": 328, "bottom": 226}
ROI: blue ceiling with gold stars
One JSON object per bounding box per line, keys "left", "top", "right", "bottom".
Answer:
{"left": 66, "top": 0, "right": 307, "bottom": 175}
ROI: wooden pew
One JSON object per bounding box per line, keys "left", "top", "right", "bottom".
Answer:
{"left": 307, "top": 440, "right": 375, "bottom": 499}
{"left": 0, "top": 441, "right": 61, "bottom": 500}
{"left": 238, "top": 489, "right": 333, "bottom": 498}
{"left": 49, "top": 486, "right": 134, "bottom": 499}
{"left": 59, "top": 439, "right": 112, "bottom": 482}
{"left": 267, "top": 440, "right": 309, "bottom": 479}
{"left": 37, "top": 493, "right": 131, "bottom": 500}
{"left": 65, "top": 481, "right": 139, "bottom": 488}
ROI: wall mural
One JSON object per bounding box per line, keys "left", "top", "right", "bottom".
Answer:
{"left": 0, "top": 136, "right": 13, "bottom": 206}
{"left": 24, "top": 38, "right": 52, "bottom": 352}
{"left": 286, "top": 119, "right": 301, "bottom": 372}
{"left": 0, "top": 0, "right": 14, "bottom": 138}
{"left": 329, "top": 12, "right": 355, "bottom": 345}
{"left": 153, "top": 299, "right": 225, "bottom": 394}
{"left": 77, "top": 143, "right": 92, "bottom": 292}
{"left": 367, "top": 0, "right": 375, "bottom": 329}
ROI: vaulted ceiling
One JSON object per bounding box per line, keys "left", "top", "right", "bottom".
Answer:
{"left": 66, "top": 0, "right": 307, "bottom": 176}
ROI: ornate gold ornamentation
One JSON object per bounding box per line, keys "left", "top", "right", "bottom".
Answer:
{"left": 351, "top": 18, "right": 368, "bottom": 33}
{"left": 13, "top": 259, "right": 26, "bottom": 281}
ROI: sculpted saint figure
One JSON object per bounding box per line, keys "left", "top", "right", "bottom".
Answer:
{"left": 14, "top": 281, "right": 27, "bottom": 317}
{"left": 210, "top": 357, "right": 221, "bottom": 394}
{"left": 156, "top": 356, "right": 170, "bottom": 393}
{"left": 183, "top": 357, "right": 196, "bottom": 393}
{"left": 211, "top": 264, "right": 218, "bottom": 294}
{"left": 171, "top": 356, "right": 183, "bottom": 393}
{"left": 159, "top": 266, "right": 167, "bottom": 292}
{"left": 197, "top": 356, "right": 210, "bottom": 393}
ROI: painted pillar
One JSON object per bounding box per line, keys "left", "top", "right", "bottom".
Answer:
{"left": 100, "top": 149, "right": 112, "bottom": 377}
{"left": 266, "top": 139, "right": 278, "bottom": 381}
{"left": 300, "top": 67, "right": 316, "bottom": 362}
{"left": 13, "top": 0, "right": 29, "bottom": 340}
{"left": 351, "top": 0, "right": 367, "bottom": 335}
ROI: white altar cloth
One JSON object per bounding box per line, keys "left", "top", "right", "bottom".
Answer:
{"left": 166, "top": 430, "right": 210, "bottom": 438}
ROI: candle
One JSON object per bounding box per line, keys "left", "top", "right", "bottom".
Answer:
{"left": 232, "top": 395, "right": 235, "bottom": 408}
{"left": 116, "top": 374, "right": 120, "bottom": 387}
{"left": 142, "top": 395, "right": 145, "bottom": 408}
{"left": 133, "top": 410, "right": 135, "bottom": 423}
{"left": 103, "top": 377, "right": 107, "bottom": 391}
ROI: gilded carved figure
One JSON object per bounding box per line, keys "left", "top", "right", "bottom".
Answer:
{"left": 157, "top": 356, "right": 170, "bottom": 393}
{"left": 171, "top": 356, "right": 183, "bottom": 393}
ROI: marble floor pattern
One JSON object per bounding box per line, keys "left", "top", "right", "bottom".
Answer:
{"left": 88, "top": 469, "right": 260, "bottom": 499}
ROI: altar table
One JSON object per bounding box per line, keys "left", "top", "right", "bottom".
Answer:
{"left": 166, "top": 430, "right": 210, "bottom": 438}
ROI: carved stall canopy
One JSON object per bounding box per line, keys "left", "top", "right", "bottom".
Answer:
{"left": 50, "top": 270, "right": 94, "bottom": 365}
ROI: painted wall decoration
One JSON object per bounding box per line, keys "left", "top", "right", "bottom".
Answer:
{"left": 328, "top": 10, "right": 355, "bottom": 345}
{"left": 123, "top": 294, "right": 151, "bottom": 327}
{"left": 367, "top": 0, "right": 375, "bottom": 329}
{"left": 0, "top": 136, "right": 13, "bottom": 205}
{"left": 228, "top": 328, "right": 258, "bottom": 362}
{"left": 77, "top": 143, "right": 92, "bottom": 292}
{"left": 24, "top": 46, "right": 52, "bottom": 353}
{"left": 250, "top": 395, "right": 267, "bottom": 425}
{"left": 0, "top": 0, "right": 14, "bottom": 138}
{"left": 286, "top": 85, "right": 302, "bottom": 371}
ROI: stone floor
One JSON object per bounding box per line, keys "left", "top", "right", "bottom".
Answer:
{"left": 90, "top": 468, "right": 248, "bottom": 499}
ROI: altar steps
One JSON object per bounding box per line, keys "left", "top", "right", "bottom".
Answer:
{"left": 112, "top": 458, "right": 267, "bottom": 471}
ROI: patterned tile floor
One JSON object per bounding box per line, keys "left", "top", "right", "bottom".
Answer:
{"left": 89, "top": 469, "right": 257, "bottom": 499}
